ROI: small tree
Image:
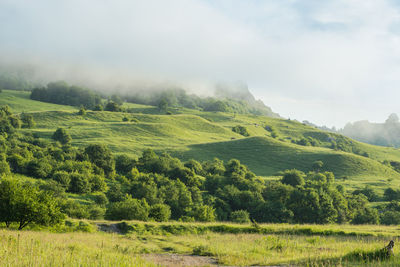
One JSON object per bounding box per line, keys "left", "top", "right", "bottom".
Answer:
{"left": 85, "top": 144, "right": 115, "bottom": 177}
{"left": 312, "top": 161, "right": 324, "bottom": 172}
{"left": 104, "top": 101, "right": 122, "bottom": 112}
{"left": 149, "top": 204, "right": 171, "bottom": 222}
{"left": 158, "top": 99, "right": 168, "bottom": 113}
{"left": 78, "top": 106, "right": 86, "bottom": 115}
{"left": 281, "top": 169, "right": 305, "bottom": 187}
{"left": 230, "top": 210, "right": 250, "bottom": 223}
{"left": 0, "top": 178, "right": 64, "bottom": 229}
{"left": 105, "top": 197, "right": 149, "bottom": 221}
{"left": 93, "top": 104, "right": 103, "bottom": 111}
{"left": 52, "top": 128, "right": 72, "bottom": 144}
{"left": 21, "top": 113, "right": 35, "bottom": 128}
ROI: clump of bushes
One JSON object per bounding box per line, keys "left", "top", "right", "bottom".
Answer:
{"left": 232, "top": 125, "right": 250, "bottom": 136}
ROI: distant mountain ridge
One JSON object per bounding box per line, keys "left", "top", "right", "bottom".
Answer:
{"left": 340, "top": 114, "right": 400, "bottom": 148}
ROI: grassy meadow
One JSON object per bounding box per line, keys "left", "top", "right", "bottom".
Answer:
{"left": 2, "top": 221, "right": 400, "bottom": 266}
{"left": 2, "top": 89, "right": 400, "bottom": 193}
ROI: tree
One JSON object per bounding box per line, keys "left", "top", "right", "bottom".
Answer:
{"left": 85, "top": 144, "right": 115, "bottom": 177}
{"left": 158, "top": 98, "right": 168, "bottom": 113}
{"left": 190, "top": 205, "right": 216, "bottom": 222}
{"left": 93, "top": 104, "right": 103, "bottom": 111}
{"left": 0, "top": 178, "right": 64, "bottom": 229}
{"left": 232, "top": 125, "right": 250, "bottom": 137}
{"left": 78, "top": 106, "right": 86, "bottom": 115}
{"left": 26, "top": 159, "right": 52, "bottom": 178}
{"left": 104, "top": 101, "right": 122, "bottom": 112}
{"left": 52, "top": 128, "right": 72, "bottom": 144}
{"left": 21, "top": 113, "right": 35, "bottom": 128}
{"left": 230, "top": 210, "right": 250, "bottom": 223}
{"left": 312, "top": 161, "right": 324, "bottom": 172}
{"left": 281, "top": 170, "right": 305, "bottom": 187}
{"left": 351, "top": 207, "right": 379, "bottom": 225}
{"left": 105, "top": 197, "right": 149, "bottom": 221}
{"left": 68, "top": 173, "right": 91, "bottom": 194}
{"left": 149, "top": 204, "right": 171, "bottom": 222}
{"left": 115, "top": 154, "right": 136, "bottom": 174}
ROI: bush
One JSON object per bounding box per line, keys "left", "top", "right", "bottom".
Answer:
{"left": 232, "top": 125, "right": 250, "bottom": 137}
{"left": 380, "top": 211, "right": 400, "bottom": 225}
{"left": 230, "top": 210, "right": 250, "bottom": 223}
{"left": 88, "top": 206, "right": 105, "bottom": 220}
{"left": 52, "top": 128, "right": 72, "bottom": 144}
{"left": 384, "top": 188, "right": 400, "bottom": 201}
{"left": 21, "top": 113, "right": 35, "bottom": 128}
{"left": 281, "top": 169, "right": 305, "bottom": 187}
{"left": 105, "top": 197, "right": 149, "bottom": 221}
{"left": 191, "top": 205, "right": 216, "bottom": 222}
{"left": 351, "top": 208, "right": 379, "bottom": 225}
{"left": 26, "top": 159, "right": 52, "bottom": 178}
{"left": 92, "top": 192, "right": 109, "bottom": 206}
{"left": 61, "top": 201, "right": 90, "bottom": 219}
{"left": 78, "top": 107, "right": 86, "bottom": 115}
{"left": 89, "top": 174, "right": 107, "bottom": 192}
{"left": 353, "top": 186, "right": 379, "bottom": 202}
{"left": 68, "top": 173, "right": 91, "bottom": 194}
{"left": 149, "top": 204, "right": 171, "bottom": 222}
{"left": 0, "top": 160, "right": 11, "bottom": 175}
{"left": 52, "top": 171, "right": 71, "bottom": 188}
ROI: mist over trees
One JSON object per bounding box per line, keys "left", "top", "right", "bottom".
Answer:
{"left": 340, "top": 113, "right": 400, "bottom": 148}
{"left": 30, "top": 81, "right": 102, "bottom": 109}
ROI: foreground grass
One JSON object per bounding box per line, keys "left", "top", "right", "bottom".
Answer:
{"left": 0, "top": 229, "right": 153, "bottom": 267}
{"left": 1, "top": 222, "right": 400, "bottom": 266}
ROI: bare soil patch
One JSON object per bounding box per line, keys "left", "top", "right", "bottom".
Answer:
{"left": 142, "top": 253, "right": 218, "bottom": 266}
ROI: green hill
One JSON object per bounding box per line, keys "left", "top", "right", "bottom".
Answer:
{"left": 0, "top": 90, "right": 75, "bottom": 113}
{"left": 2, "top": 89, "right": 400, "bottom": 192}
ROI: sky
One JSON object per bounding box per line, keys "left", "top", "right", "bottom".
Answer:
{"left": 1, "top": 0, "right": 400, "bottom": 128}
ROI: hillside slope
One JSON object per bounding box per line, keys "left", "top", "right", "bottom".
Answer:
{"left": 2, "top": 89, "right": 400, "bottom": 191}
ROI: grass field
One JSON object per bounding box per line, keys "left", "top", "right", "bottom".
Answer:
{"left": 3, "top": 89, "right": 400, "bottom": 194}
{"left": 2, "top": 221, "right": 400, "bottom": 266}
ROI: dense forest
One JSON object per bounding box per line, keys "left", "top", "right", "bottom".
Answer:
{"left": 1, "top": 104, "right": 400, "bottom": 228}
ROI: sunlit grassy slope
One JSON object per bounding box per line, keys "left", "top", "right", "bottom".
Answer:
{"left": 0, "top": 90, "right": 76, "bottom": 113}
{"left": 3, "top": 89, "right": 400, "bottom": 191}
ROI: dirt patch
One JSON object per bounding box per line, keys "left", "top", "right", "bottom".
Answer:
{"left": 142, "top": 254, "right": 294, "bottom": 267}
{"left": 142, "top": 253, "right": 218, "bottom": 266}
{"left": 96, "top": 223, "right": 121, "bottom": 234}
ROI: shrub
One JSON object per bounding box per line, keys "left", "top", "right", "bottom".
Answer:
{"left": 52, "top": 171, "right": 71, "bottom": 188}
{"left": 230, "top": 210, "right": 250, "bottom": 223}
{"left": 26, "top": 159, "right": 52, "bottom": 178}
{"left": 0, "top": 160, "right": 10, "bottom": 175}
{"left": 105, "top": 197, "right": 149, "bottom": 221}
{"left": 351, "top": 208, "right": 379, "bottom": 225}
{"left": 78, "top": 107, "right": 86, "bottom": 115}
{"left": 281, "top": 169, "right": 305, "bottom": 187}
{"left": 52, "top": 128, "right": 72, "bottom": 144}
{"left": 68, "top": 173, "right": 91, "bottom": 194}
{"left": 92, "top": 192, "right": 109, "bottom": 206}
{"left": 88, "top": 206, "right": 105, "bottom": 220}
{"left": 232, "top": 125, "right": 250, "bottom": 137}
{"left": 93, "top": 104, "right": 103, "bottom": 111}
{"left": 191, "top": 205, "right": 216, "bottom": 222}
{"left": 149, "top": 204, "right": 171, "bottom": 222}
{"left": 380, "top": 211, "right": 400, "bottom": 225}
{"left": 61, "top": 200, "right": 90, "bottom": 219}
